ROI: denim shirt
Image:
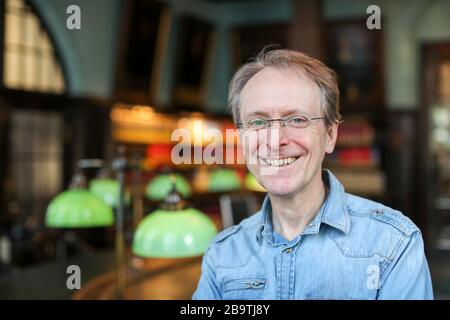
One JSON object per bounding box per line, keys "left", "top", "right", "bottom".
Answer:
{"left": 193, "top": 170, "right": 433, "bottom": 300}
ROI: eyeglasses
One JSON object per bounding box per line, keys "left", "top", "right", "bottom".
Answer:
{"left": 237, "top": 115, "right": 326, "bottom": 131}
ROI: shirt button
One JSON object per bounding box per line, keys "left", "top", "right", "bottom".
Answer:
{"left": 373, "top": 209, "right": 384, "bottom": 216}
{"left": 283, "top": 248, "right": 292, "bottom": 254}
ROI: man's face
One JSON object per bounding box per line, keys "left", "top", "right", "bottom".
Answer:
{"left": 239, "top": 67, "right": 338, "bottom": 197}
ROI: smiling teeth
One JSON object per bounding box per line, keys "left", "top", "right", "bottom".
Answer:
{"left": 264, "top": 157, "right": 299, "bottom": 167}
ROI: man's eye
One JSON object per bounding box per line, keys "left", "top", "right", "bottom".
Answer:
{"left": 290, "top": 117, "right": 307, "bottom": 124}
{"left": 249, "top": 119, "right": 266, "bottom": 127}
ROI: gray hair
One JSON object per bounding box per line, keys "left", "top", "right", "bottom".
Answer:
{"left": 228, "top": 48, "right": 342, "bottom": 127}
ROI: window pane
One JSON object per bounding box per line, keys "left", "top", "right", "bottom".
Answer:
{"left": 33, "top": 161, "right": 58, "bottom": 198}
{"left": 23, "top": 52, "right": 37, "bottom": 90}
{"left": 40, "top": 54, "right": 51, "bottom": 91}
{"left": 47, "top": 113, "right": 63, "bottom": 152}
{"left": 5, "top": 11, "right": 21, "bottom": 46}
{"left": 40, "top": 32, "right": 52, "bottom": 50}
{"left": 6, "top": 0, "right": 25, "bottom": 10}
{"left": 46, "top": 159, "right": 62, "bottom": 197}
{"left": 25, "top": 12, "right": 40, "bottom": 49}
{"left": 53, "top": 63, "right": 64, "bottom": 93}
{"left": 4, "top": 50, "right": 22, "bottom": 88}
{"left": 10, "top": 110, "right": 63, "bottom": 201}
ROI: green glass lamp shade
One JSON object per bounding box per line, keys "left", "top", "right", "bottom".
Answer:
{"left": 132, "top": 208, "right": 217, "bottom": 258}
{"left": 245, "top": 173, "right": 266, "bottom": 192}
{"left": 46, "top": 190, "right": 114, "bottom": 228}
{"left": 208, "top": 169, "right": 241, "bottom": 192}
{"left": 145, "top": 174, "right": 191, "bottom": 201}
{"left": 89, "top": 178, "right": 130, "bottom": 208}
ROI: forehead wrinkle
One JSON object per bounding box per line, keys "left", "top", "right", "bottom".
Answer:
{"left": 240, "top": 68, "right": 322, "bottom": 119}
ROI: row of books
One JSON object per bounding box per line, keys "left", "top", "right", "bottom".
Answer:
{"left": 329, "top": 118, "right": 385, "bottom": 197}
{"left": 336, "top": 119, "right": 375, "bottom": 147}
{"left": 325, "top": 147, "right": 381, "bottom": 168}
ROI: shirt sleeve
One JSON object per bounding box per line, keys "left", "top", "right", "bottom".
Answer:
{"left": 192, "top": 246, "right": 222, "bottom": 300}
{"left": 377, "top": 231, "right": 433, "bottom": 300}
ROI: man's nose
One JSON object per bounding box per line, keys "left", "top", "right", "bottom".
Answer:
{"left": 267, "top": 121, "right": 289, "bottom": 147}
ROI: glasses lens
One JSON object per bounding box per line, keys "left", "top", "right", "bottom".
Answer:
{"left": 248, "top": 119, "right": 267, "bottom": 130}
{"left": 287, "top": 116, "right": 309, "bottom": 128}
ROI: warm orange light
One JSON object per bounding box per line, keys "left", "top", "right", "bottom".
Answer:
{"left": 111, "top": 104, "right": 177, "bottom": 144}
{"left": 176, "top": 116, "right": 221, "bottom": 147}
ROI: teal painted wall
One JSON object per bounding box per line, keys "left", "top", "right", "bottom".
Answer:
{"left": 29, "top": 0, "right": 123, "bottom": 98}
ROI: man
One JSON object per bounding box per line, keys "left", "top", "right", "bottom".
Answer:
{"left": 193, "top": 49, "right": 433, "bottom": 300}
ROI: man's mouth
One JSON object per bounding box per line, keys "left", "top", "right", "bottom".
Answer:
{"left": 261, "top": 156, "right": 300, "bottom": 167}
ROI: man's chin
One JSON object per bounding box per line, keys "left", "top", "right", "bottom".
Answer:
{"left": 260, "top": 181, "right": 299, "bottom": 197}
{"left": 264, "top": 188, "right": 297, "bottom": 198}
{"left": 253, "top": 171, "right": 300, "bottom": 195}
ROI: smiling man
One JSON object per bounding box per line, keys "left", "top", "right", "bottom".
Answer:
{"left": 192, "top": 49, "right": 433, "bottom": 300}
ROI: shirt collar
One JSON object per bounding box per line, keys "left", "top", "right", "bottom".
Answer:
{"left": 256, "top": 169, "right": 351, "bottom": 243}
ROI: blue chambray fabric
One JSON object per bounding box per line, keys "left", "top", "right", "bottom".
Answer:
{"left": 193, "top": 170, "right": 433, "bottom": 300}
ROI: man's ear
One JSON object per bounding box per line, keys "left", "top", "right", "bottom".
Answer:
{"left": 325, "top": 124, "right": 338, "bottom": 154}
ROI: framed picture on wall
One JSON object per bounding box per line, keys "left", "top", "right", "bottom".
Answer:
{"left": 325, "top": 20, "right": 384, "bottom": 112}
{"left": 115, "top": 0, "right": 172, "bottom": 103}
{"left": 231, "top": 24, "right": 290, "bottom": 70}
{"left": 173, "top": 15, "right": 216, "bottom": 109}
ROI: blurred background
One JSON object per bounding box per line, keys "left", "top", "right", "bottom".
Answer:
{"left": 0, "top": 0, "right": 449, "bottom": 299}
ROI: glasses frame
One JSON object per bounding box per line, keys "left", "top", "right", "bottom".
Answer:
{"left": 237, "top": 116, "right": 327, "bottom": 131}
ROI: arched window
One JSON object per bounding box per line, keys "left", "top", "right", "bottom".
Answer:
{"left": 3, "top": 0, "right": 65, "bottom": 93}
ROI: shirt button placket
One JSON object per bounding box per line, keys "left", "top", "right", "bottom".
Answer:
{"left": 276, "top": 252, "right": 283, "bottom": 300}
{"left": 279, "top": 247, "right": 293, "bottom": 299}
{"left": 289, "top": 247, "right": 297, "bottom": 299}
